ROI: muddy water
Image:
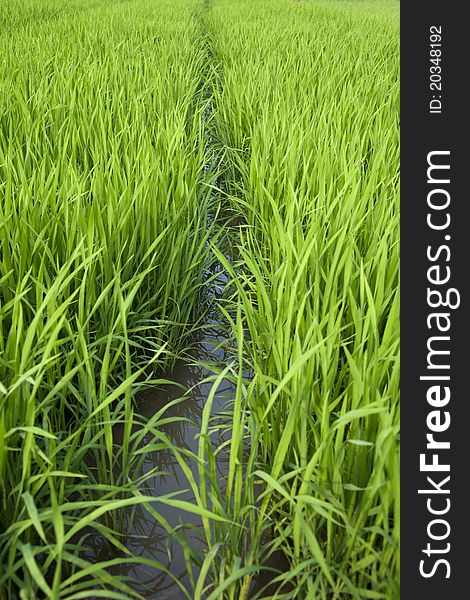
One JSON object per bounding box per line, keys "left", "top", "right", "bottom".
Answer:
{"left": 83, "top": 234, "right": 291, "bottom": 597}
{"left": 83, "top": 237, "right": 241, "bottom": 596}
{"left": 115, "top": 357, "right": 236, "bottom": 599}
{"left": 84, "top": 340, "right": 237, "bottom": 598}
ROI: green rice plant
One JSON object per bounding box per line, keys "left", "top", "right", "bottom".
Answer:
{"left": 1, "top": 0, "right": 400, "bottom": 598}
{"left": 197, "top": 0, "right": 400, "bottom": 597}
{"left": 0, "top": 0, "right": 216, "bottom": 597}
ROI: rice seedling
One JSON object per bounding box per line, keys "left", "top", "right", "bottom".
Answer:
{"left": 195, "top": 0, "right": 400, "bottom": 597}
{"left": 0, "top": 0, "right": 218, "bottom": 597}
{"left": 1, "top": 0, "right": 399, "bottom": 598}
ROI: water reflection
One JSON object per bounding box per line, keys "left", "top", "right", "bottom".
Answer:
{"left": 84, "top": 314, "right": 238, "bottom": 598}
{"left": 84, "top": 222, "right": 258, "bottom": 597}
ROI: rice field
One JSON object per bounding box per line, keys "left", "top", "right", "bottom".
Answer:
{"left": 0, "top": 1, "right": 399, "bottom": 598}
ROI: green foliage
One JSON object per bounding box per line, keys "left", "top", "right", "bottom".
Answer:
{"left": 0, "top": 1, "right": 211, "bottom": 597}
{"left": 1, "top": 0, "right": 399, "bottom": 598}
{"left": 201, "top": 0, "right": 400, "bottom": 596}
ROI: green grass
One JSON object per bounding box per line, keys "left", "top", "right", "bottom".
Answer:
{"left": 0, "top": 1, "right": 216, "bottom": 597}
{"left": 1, "top": 0, "right": 399, "bottom": 598}
{"left": 187, "top": 1, "right": 400, "bottom": 597}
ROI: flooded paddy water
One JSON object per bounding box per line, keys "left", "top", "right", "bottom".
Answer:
{"left": 88, "top": 359, "right": 236, "bottom": 599}
{"left": 82, "top": 230, "right": 237, "bottom": 596}
{"left": 83, "top": 223, "right": 289, "bottom": 598}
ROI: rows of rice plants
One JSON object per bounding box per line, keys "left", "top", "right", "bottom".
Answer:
{"left": 1, "top": 0, "right": 400, "bottom": 598}
{"left": 199, "top": 0, "right": 400, "bottom": 597}
{"left": 0, "top": 0, "right": 216, "bottom": 597}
